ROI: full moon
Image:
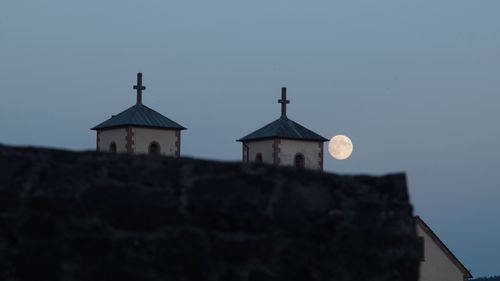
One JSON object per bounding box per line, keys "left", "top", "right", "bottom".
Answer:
{"left": 328, "top": 135, "right": 353, "bottom": 160}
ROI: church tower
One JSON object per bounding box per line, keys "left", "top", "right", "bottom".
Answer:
{"left": 91, "top": 73, "right": 185, "bottom": 156}
{"left": 238, "top": 87, "right": 328, "bottom": 170}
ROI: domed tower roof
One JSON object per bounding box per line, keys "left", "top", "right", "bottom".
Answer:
{"left": 92, "top": 103, "right": 185, "bottom": 131}
{"left": 91, "top": 73, "right": 185, "bottom": 131}
{"left": 238, "top": 87, "right": 327, "bottom": 142}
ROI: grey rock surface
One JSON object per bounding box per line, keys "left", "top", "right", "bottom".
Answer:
{"left": 0, "top": 145, "right": 419, "bottom": 281}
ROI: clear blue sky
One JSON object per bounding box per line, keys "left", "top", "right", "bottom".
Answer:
{"left": 1, "top": 0, "right": 499, "bottom": 277}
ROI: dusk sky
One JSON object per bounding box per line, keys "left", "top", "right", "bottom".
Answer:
{"left": 1, "top": 0, "right": 499, "bottom": 276}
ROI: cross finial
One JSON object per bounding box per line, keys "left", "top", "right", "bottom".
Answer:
{"left": 278, "top": 87, "right": 290, "bottom": 117}
{"left": 133, "top": 72, "right": 146, "bottom": 104}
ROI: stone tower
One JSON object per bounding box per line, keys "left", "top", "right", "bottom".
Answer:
{"left": 91, "top": 73, "right": 185, "bottom": 156}
{"left": 238, "top": 87, "right": 327, "bottom": 170}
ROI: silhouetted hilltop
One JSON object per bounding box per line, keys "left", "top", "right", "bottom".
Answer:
{"left": 0, "top": 145, "right": 419, "bottom": 281}
{"left": 472, "top": 276, "right": 500, "bottom": 281}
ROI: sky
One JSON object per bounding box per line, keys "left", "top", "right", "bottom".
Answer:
{"left": 1, "top": 0, "right": 499, "bottom": 277}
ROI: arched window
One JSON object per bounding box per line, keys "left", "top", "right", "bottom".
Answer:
{"left": 294, "top": 153, "right": 305, "bottom": 168}
{"left": 149, "top": 142, "right": 160, "bottom": 155}
{"left": 255, "top": 153, "right": 263, "bottom": 163}
{"left": 109, "top": 142, "right": 117, "bottom": 153}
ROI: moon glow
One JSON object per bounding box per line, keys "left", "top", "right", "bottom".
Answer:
{"left": 328, "top": 135, "right": 353, "bottom": 160}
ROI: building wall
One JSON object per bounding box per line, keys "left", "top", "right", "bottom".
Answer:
{"left": 279, "top": 139, "right": 322, "bottom": 170}
{"left": 245, "top": 140, "right": 274, "bottom": 164}
{"left": 132, "top": 127, "right": 179, "bottom": 156}
{"left": 97, "top": 128, "right": 127, "bottom": 153}
{"left": 244, "top": 139, "right": 323, "bottom": 170}
{"left": 417, "top": 224, "right": 466, "bottom": 281}
{"left": 97, "top": 127, "right": 180, "bottom": 156}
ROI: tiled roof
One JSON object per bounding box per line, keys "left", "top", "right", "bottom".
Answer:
{"left": 238, "top": 116, "right": 327, "bottom": 142}
{"left": 91, "top": 103, "right": 185, "bottom": 130}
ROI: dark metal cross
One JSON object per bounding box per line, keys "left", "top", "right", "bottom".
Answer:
{"left": 278, "top": 87, "right": 290, "bottom": 117}
{"left": 133, "top": 72, "right": 146, "bottom": 104}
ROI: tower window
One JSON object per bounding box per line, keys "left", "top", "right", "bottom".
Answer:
{"left": 109, "top": 142, "right": 117, "bottom": 153}
{"left": 419, "top": 236, "right": 425, "bottom": 261}
{"left": 294, "top": 153, "right": 305, "bottom": 168}
{"left": 255, "top": 153, "right": 263, "bottom": 163}
{"left": 149, "top": 142, "right": 160, "bottom": 155}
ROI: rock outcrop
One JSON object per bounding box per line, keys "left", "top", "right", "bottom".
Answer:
{"left": 0, "top": 145, "right": 419, "bottom": 281}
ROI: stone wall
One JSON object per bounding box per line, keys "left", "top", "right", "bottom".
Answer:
{"left": 0, "top": 145, "right": 419, "bottom": 281}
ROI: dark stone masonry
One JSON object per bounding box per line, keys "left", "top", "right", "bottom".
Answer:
{"left": 0, "top": 145, "right": 419, "bottom": 281}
